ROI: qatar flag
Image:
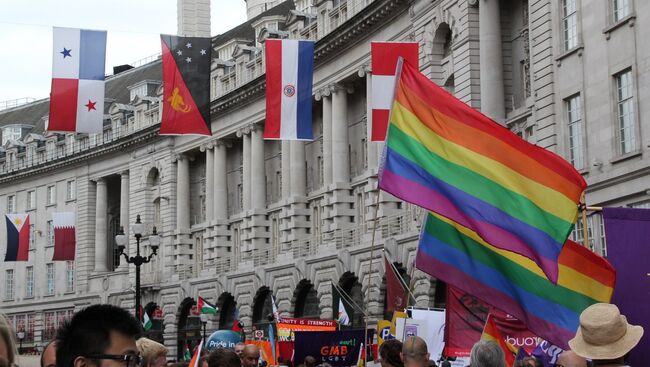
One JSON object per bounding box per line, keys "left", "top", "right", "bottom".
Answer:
{"left": 52, "top": 212, "right": 76, "bottom": 261}
{"left": 48, "top": 27, "right": 107, "bottom": 133}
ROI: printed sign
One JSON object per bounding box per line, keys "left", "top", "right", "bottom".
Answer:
{"left": 294, "top": 330, "right": 365, "bottom": 367}
{"left": 206, "top": 330, "right": 243, "bottom": 351}
{"left": 277, "top": 317, "right": 337, "bottom": 341}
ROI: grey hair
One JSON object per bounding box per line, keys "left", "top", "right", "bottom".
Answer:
{"left": 469, "top": 341, "right": 506, "bottom": 367}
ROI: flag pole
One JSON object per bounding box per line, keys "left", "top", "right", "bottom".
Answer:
{"left": 581, "top": 193, "right": 589, "bottom": 248}
{"left": 334, "top": 283, "right": 367, "bottom": 315}
{"left": 384, "top": 251, "right": 418, "bottom": 307}
{"left": 363, "top": 187, "right": 382, "bottom": 366}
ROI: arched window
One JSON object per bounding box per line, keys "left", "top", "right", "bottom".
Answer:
{"left": 217, "top": 292, "right": 237, "bottom": 329}
{"left": 252, "top": 287, "right": 274, "bottom": 331}
{"left": 293, "top": 280, "right": 320, "bottom": 318}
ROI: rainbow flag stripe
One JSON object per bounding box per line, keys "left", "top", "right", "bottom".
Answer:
{"left": 379, "top": 61, "right": 586, "bottom": 281}
{"left": 481, "top": 314, "right": 516, "bottom": 366}
{"left": 416, "top": 212, "right": 616, "bottom": 349}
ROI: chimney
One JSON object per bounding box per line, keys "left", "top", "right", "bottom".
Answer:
{"left": 177, "top": 0, "right": 211, "bottom": 37}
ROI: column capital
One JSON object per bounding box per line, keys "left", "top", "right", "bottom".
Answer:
{"left": 199, "top": 141, "right": 215, "bottom": 152}
{"left": 357, "top": 64, "right": 371, "bottom": 77}
{"left": 93, "top": 177, "right": 106, "bottom": 185}
{"left": 236, "top": 125, "right": 252, "bottom": 137}
{"left": 120, "top": 170, "right": 130, "bottom": 177}
{"left": 171, "top": 153, "right": 192, "bottom": 163}
{"left": 330, "top": 83, "right": 354, "bottom": 94}
{"left": 214, "top": 139, "right": 232, "bottom": 149}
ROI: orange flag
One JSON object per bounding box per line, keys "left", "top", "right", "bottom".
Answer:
{"left": 480, "top": 314, "right": 516, "bottom": 366}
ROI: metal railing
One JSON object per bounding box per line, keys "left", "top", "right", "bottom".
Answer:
{"left": 0, "top": 98, "right": 36, "bottom": 111}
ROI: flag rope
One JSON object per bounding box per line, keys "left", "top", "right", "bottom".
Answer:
{"left": 383, "top": 251, "right": 418, "bottom": 307}
{"left": 334, "top": 282, "right": 367, "bottom": 315}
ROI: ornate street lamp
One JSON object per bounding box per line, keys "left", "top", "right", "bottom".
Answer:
{"left": 16, "top": 331, "right": 24, "bottom": 354}
{"left": 115, "top": 214, "right": 161, "bottom": 324}
{"left": 200, "top": 313, "right": 208, "bottom": 345}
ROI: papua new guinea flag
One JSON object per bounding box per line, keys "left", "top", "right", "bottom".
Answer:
{"left": 5, "top": 214, "right": 29, "bottom": 261}
{"left": 160, "top": 35, "right": 212, "bottom": 135}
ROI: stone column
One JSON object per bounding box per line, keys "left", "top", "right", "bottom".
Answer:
{"left": 213, "top": 141, "right": 228, "bottom": 220}
{"left": 204, "top": 144, "right": 214, "bottom": 222}
{"left": 242, "top": 131, "right": 252, "bottom": 211}
{"left": 176, "top": 154, "right": 190, "bottom": 231}
{"left": 331, "top": 84, "right": 350, "bottom": 184}
{"left": 281, "top": 141, "right": 291, "bottom": 198}
{"left": 251, "top": 126, "right": 266, "bottom": 209}
{"left": 94, "top": 178, "right": 108, "bottom": 272}
{"left": 290, "top": 141, "right": 306, "bottom": 197}
{"left": 119, "top": 171, "right": 129, "bottom": 255}
{"left": 479, "top": 0, "right": 505, "bottom": 122}
{"left": 322, "top": 93, "right": 333, "bottom": 186}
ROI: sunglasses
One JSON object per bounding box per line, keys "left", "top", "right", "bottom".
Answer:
{"left": 83, "top": 354, "right": 143, "bottom": 367}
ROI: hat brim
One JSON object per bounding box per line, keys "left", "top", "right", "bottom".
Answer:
{"left": 568, "top": 324, "right": 644, "bottom": 360}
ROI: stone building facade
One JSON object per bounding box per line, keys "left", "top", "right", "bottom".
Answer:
{"left": 1, "top": 0, "right": 649, "bottom": 358}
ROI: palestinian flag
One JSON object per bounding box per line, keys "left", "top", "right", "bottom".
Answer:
{"left": 143, "top": 311, "right": 153, "bottom": 331}
{"left": 160, "top": 35, "right": 212, "bottom": 135}
{"left": 198, "top": 296, "right": 217, "bottom": 315}
{"left": 183, "top": 343, "right": 192, "bottom": 361}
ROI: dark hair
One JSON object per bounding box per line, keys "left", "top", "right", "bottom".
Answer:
{"left": 55, "top": 304, "right": 141, "bottom": 367}
{"left": 379, "top": 339, "right": 404, "bottom": 367}
{"left": 304, "top": 356, "right": 316, "bottom": 367}
{"left": 208, "top": 348, "right": 241, "bottom": 367}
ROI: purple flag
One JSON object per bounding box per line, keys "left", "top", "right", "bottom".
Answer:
{"left": 531, "top": 341, "right": 562, "bottom": 367}
{"left": 602, "top": 207, "right": 650, "bottom": 366}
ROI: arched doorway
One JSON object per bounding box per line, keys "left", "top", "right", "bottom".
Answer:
{"left": 143, "top": 302, "right": 164, "bottom": 344}
{"left": 217, "top": 292, "right": 237, "bottom": 329}
{"left": 252, "top": 286, "right": 274, "bottom": 333}
{"left": 293, "top": 279, "right": 320, "bottom": 319}
{"left": 334, "top": 272, "right": 364, "bottom": 328}
{"left": 177, "top": 297, "right": 201, "bottom": 360}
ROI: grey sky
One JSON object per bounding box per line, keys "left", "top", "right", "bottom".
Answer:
{"left": 0, "top": 0, "right": 247, "bottom": 103}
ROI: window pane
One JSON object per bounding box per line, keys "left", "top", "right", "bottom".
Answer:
{"left": 563, "top": 0, "right": 578, "bottom": 50}
{"left": 566, "top": 95, "right": 584, "bottom": 170}
{"left": 616, "top": 70, "right": 635, "bottom": 154}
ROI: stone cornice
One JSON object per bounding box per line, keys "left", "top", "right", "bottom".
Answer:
{"left": 210, "top": 0, "right": 410, "bottom": 117}
{"left": 0, "top": 125, "right": 161, "bottom": 184}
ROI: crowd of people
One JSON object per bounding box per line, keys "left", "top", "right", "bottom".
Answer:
{"left": 0, "top": 303, "right": 642, "bottom": 367}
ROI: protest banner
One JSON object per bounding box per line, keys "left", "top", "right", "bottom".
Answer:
{"left": 376, "top": 320, "right": 393, "bottom": 350}
{"left": 277, "top": 317, "right": 337, "bottom": 341}
{"left": 409, "top": 309, "right": 445, "bottom": 362}
{"left": 293, "top": 330, "right": 367, "bottom": 367}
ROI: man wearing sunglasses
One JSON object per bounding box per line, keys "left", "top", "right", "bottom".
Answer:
{"left": 56, "top": 304, "right": 142, "bottom": 367}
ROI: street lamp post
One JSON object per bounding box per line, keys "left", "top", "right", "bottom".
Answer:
{"left": 16, "top": 331, "right": 24, "bottom": 354}
{"left": 115, "top": 214, "right": 160, "bottom": 324}
{"left": 200, "top": 313, "right": 208, "bottom": 345}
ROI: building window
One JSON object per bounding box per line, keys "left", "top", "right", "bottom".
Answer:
{"left": 566, "top": 94, "right": 584, "bottom": 170}
{"left": 5, "top": 270, "right": 14, "bottom": 300}
{"left": 47, "top": 220, "right": 54, "bottom": 247}
{"left": 26, "top": 266, "right": 34, "bottom": 297}
{"left": 46, "top": 263, "right": 55, "bottom": 295}
{"left": 7, "top": 194, "right": 15, "bottom": 213}
{"left": 29, "top": 223, "right": 35, "bottom": 250}
{"left": 66, "top": 180, "right": 76, "bottom": 200}
{"left": 44, "top": 312, "right": 56, "bottom": 340}
{"left": 27, "top": 190, "right": 36, "bottom": 210}
{"left": 562, "top": 0, "right": 578, "bottom": 50}
{"left": 27, "top": 314, "right": 35, "bottom": 341}
{"left": 47, "top": 185, "right": 56, "bottom": 205}
{"left": 2, "top": 126, "right": 22, "bottom": 145}
{"left": 66, "top": 261, "right": 75, "bottom": 292}
{"left": 615, "top": 69, "right": 636, "bottom": 154}
{"left": 613, "top": 0, "right": 630, "bottom": 22}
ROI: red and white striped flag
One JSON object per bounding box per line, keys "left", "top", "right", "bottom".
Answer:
{"left": 370, "top": 42, "right": 419, "bottom": 141}
{"left": 52, "top": 212, "right": 76, "bottom": 261}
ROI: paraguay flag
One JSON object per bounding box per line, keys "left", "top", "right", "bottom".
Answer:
{"left": 264, "top": 39, "right": 315, "bottom": 140}
{"left": 52, "top": 212, "right": 76, "bottom": 261}
{"left": 5, "top": 214, "right": 29, "bottom": 261}
{"left": 48, "top": 27, "right": 107, "bottom": 133}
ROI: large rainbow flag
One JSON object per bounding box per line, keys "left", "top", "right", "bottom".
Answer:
{"left": 416, "top": 212, "right": 616, "bottom": 349}
{"left": 378, "top": 61, "right": 586, "bottom": 281}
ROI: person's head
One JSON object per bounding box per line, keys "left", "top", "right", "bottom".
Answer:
{"left": 0, "top": 313, "right": 17, "bottom": 367}
{"left": 568, "top": 303, "right": 643, "bottom": 363}
{"left": 136, "top": 338, "right": 168, "bottom": 367}
{"left": 199, "top": 357, "right": 209, "bottom": 367}
{"left": 521, "top": 357, "right": 541, "bottom": 367}
{"left": 233, "top": 344, "right": 245, "bottom": 359}
{"left": 469, "top": 341, "right": 506, "bottom": 367}
{"left": 400, "top": 336, "right": 429, "bottom": 367}
{"left": 303, "top": 356, "right": 316, "bottom": 367}
{"left": 555, "top": 351, "right": 587, "bottom": 367}
{"left": 379, "top": 339, "right": 403, "bottom": 367}
{"left": 42, "top": 341, "right": 58, "bottom": 367}
{"left": 208, "top": 348, "right": 240, "bottom": 367}
{"left": 240, "top": 345, "right": 260, "bottom": 367}
{"left": 56, "top": 304, "right": 142, "bottom": 367}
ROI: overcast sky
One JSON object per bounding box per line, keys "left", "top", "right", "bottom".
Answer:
{"left": 0, "top": 0, "right": 247, "bottom": 103}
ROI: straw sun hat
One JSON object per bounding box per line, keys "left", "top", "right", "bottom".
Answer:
{"left": 568, "top": 303, "right": 644, "bottom": 360}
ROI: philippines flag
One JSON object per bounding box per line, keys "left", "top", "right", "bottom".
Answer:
{"left": 264, "top": 39, "right": 315, "bottom": 140}
{"left": 370, "top": 42, "right": 419, "bottom": 141}
{"left": 4, "top": 214, "right": 29, "bottom": 262}
{"left": 52, "top": 212, "right": 76, "bottom": 261}
{"left": 48, "top": 27, "right": 107, "bottom": 133}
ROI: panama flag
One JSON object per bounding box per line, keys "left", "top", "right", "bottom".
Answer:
{"left": 198, "top": 296, "right": 217, "bottom": 315}
{"left": 264, "top": 39, "right": 315, "bottom": 140}
{"left": 4, "top": 214, "right": 29, "bottom": 262}
{"left": 370, "top": 42, "right": 419, "bottom": 141}
{"left": 48, "top": 27, "right": 107, "bottom": 133}
{"left": 52, "top": 212, "right": 76, "bottom": 261}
